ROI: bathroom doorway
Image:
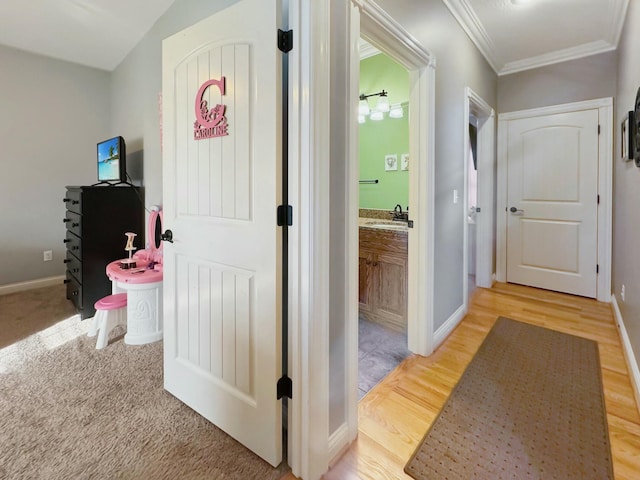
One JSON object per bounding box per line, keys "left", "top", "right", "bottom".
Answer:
{"left": 357, "top": 42, "right": 411, "bottom": 399}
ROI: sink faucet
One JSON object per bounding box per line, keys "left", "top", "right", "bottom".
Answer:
{"left": 393, "top": 204, "right": 408, "bottom": 221}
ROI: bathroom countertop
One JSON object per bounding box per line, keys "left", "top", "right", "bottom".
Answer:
{"left": 358, "top": 217, "right": 409, "bottom": 233}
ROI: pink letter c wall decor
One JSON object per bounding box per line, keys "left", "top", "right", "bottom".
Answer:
{"left": 193, "top": 77, "right": 229, "bottom": 140}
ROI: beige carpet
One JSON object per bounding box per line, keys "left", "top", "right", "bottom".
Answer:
{"left": 0, "top": 285, "right": 289, "bottom": 479}
{"left": 405, "top": 316, "right": 613, "bottom": 480}
{"left": 0, "top": 284, "right": 78, "bottom": 349}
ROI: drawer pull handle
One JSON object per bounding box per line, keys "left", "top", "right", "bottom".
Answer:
{"left": 64, "top": 279, "right": 71, "bottom": 284}
{"left": 72, "top": 291, "right": 79, "bottom": 296}
{"left": 63, "top": 198, "right": 70, "bottom": 203}
{"left": 72, "top": 223, "right": 79, "bottom": 227}
{"left": 63, "top": 218, "right": 71, "bottom": 223}
{"left": 63, "top": 259, "right": 71, "bottom": 263}
{"left": 63, "top": 239, "right": 71, "bottom": 243}
{"left": 72, "top": 200, "right": 79, "bottom": 205}
{"left": 72, "top": 246, "right": 79, "bottom": 251}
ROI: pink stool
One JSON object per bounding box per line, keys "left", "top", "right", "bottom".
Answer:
{"left": 88, "top": 293, "right": 127, "bottom": 349}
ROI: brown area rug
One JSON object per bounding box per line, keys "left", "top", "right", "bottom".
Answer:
{"left": 405, "top": 317, "right": 613, "bottom": 480}
{"left": 0, "top": 291, "right": 289, "bottom": 480}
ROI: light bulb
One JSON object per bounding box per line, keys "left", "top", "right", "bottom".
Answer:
{"left": 376, "top": 94, "right": 390, "bottom": 113}
{"left": 389, "top": 104, "right": 403, "bottom": 118}
{"left": 370, "top": 110, "right": 384, "bottom": 121}
{"left": 358, "top": 99, "right": 370, "bottom": 116}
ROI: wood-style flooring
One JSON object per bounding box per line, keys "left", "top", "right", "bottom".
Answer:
{"left": 283, "top": 282, "right": 640, "bottom": 479}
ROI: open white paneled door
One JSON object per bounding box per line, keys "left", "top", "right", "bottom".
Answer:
{"left": 162, "top": 0, "right": 283, "bottom": 466}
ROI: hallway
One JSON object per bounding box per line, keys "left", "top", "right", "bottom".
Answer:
{"left": 317, "top": 283, "right": 640, "bottom": 479}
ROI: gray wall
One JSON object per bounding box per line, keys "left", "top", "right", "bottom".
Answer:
{"left": 374, "top": 0, "right": 497, "bottom": 331}
{"left": 615, "top": 1, "right": 640, "bottom": 374}
{"left": 497, "top": 51, "right": 617, "bottom": 113}
{"left": 0, "top": 45, "right": 110, "bottom": 286}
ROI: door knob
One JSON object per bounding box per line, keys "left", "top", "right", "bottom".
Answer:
{"left": 509, "top": 207, "right": 524, "bottom": 213}
{"left": 161, "top": 229, "right": 174, "bottom": 243}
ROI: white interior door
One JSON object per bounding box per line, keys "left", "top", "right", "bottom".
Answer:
{"left": 505, "top": 109, "right": 599, "bottom": 298}
{"left": 162, "top": 0, "right": 282, "bottom": 466}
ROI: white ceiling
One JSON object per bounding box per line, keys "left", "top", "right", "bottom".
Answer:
{"left": 0, "top": 0, "right": 176, "bottom": 71}
{"left": 442, "top": 0, "right": 629, "bottom": 75}
{"left": 0, "top": 0, "right": 629, "bottom": 75}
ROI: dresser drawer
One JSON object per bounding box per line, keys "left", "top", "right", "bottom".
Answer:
{"left": 64, "top": 210, "right": 81, "bottom": 237}
{"left": 65, "top": 252, "right": 82, "bottom": 284}
{"left": 63, "top": 189, "right": 82, "bottom": 214}
{"left": 65, "top": 272, "right": 82, "bottom": 310}
{"left": 64, "top": 230, "right": 82, "bottom": 258}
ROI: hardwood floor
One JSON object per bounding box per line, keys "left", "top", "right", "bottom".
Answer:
{"left": 283, "top": 283, "right": 640, "bottom": 479}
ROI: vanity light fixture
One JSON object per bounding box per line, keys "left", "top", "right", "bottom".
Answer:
{"left": 358, "top": 90, "right": 402, "bottom": 122}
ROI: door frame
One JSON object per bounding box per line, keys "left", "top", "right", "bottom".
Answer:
{"left": 354, "top": 0, "right": 436, "bottom": 356}
{"left": 287, "top": 0, "right": 436, "bottom": 477}
{"left": 463, "top": 87, "right": 495, "bottom": 307}
{"left": 496, "top": 97, "right": 612, "bottom": 302}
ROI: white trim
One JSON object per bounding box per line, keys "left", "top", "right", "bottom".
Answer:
{"left": 463, "top": 87, "right": 495, "bottom": 310}
{"left": 433, "top": 304, "right": 465, "bottom": 350}
{"left": 355, "top": 0, "right": 436, "bottom": 360}
{"left": 0, "top": 276, "right": 65, "bottom": 296}
{"left": 327, "top": 422, "right": 351, "bottom": 468}
{"left": 358, "top": 38, "right": 380, "bottom": 60}
{"left": 499, "top": 41, "right": 616, "bottom": 76}
{"left": 346, "top": 0, "right": 361, "bottom": 453}
{"left": 287, "top": 0, "right": 331, "bottom": 478}
{"left": 442, "top": 0, "right": 628, "bottom": 76}
{"left": 611, "top": 294, "right": 640, "bottom": 413}
{"left": 440, "top": 0, "right": 499, "bottom": 73}
{"left": 496, "top": 98, "right": 613, "bottom": 302}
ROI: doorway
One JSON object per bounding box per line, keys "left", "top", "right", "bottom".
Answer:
{"left": 463, "top": 87, "right": 495, "bottom": 308}
{"left": 357, "top": 42, "right": 411, "bottom": 399}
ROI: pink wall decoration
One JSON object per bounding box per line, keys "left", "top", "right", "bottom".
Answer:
{"left": 193, "top": 77, "right": 229, "bottom": 140}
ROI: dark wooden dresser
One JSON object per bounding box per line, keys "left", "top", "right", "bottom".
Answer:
{"left": 63, "top": 186, "right": 144, "bottom": 319}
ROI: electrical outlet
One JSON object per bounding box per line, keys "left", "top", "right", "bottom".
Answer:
{"left": 621, "top": 284, "right": 626, "bottom": 302}
{"left": 43, "top": 250, "right": 53, "bottom": 262}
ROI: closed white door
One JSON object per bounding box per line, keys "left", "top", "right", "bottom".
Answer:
{"left": 162, "top": 0, "right": 282, "bottom": 466}
{"left": 506, "top": 109, "right": 599, "bottom": 298}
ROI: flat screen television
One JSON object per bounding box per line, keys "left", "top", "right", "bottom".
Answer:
{"left": 97, "top": 136, "right": 126, "bottom": 183}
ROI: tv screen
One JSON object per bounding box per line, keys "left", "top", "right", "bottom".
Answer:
{"left": 97, "top": 136, "right": 126, "bottom": 182}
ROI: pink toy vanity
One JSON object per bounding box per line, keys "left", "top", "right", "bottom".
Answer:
{"left": 106, "top": 207, "right": 163, "bottom": 345}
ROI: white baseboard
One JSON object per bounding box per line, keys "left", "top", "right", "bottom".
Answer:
{"left": 328, "top": 422, "right": 351, "bottom": 468}
{"left": 611, "top": 294, "right": 640, "bottom": 413}
{"left": 0, "top": 276, "right": 65, "bottom": 296}
{"left": 433, "top": 304, "right": 466, "bottom": 350}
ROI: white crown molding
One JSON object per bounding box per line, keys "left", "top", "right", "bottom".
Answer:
{"left": 499, "top": 39, "right": 617, "bottom": 76}
{"left": 606, "top": 0, "right": 630, "bottom": 45}
{"left": 360, "top": 0, "right": 435, "bottom": 69}
{"left": 359, "top": 39, "right": 380, "bottom": 60}
{"left": 443, "top": 0, "right": 629, "bottom": 76}
{"left": 440, "top": 0, "right": 501, "bottom": 73}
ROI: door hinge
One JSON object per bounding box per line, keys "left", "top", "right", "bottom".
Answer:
{"left": 277, "top": 205, "right": 293, "bottom": 226}
{"left": 597, "top": 194, "right": 600, "bottom": 204}
{"left": 598, "top": 124, "right": 601, "bottom": 135}
{"left": 596, "top": 264, "right": 599, "bottom": 274}
{"left": 277, "top": 375, "right": 292, "bottom": 399}
{"left": 278, "top": 29, "right": 293, "bottom": 53}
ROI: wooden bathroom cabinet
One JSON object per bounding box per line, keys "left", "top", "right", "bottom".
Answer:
{"left": 358, "top": 227, "right": 408, "bottom": 332}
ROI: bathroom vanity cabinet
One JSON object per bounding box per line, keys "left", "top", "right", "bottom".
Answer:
{"left": 358, "top": 226, "right": 408, "bottom": 332}
{"left": 63, "top": 185, "right": 144, "bottom": 319}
